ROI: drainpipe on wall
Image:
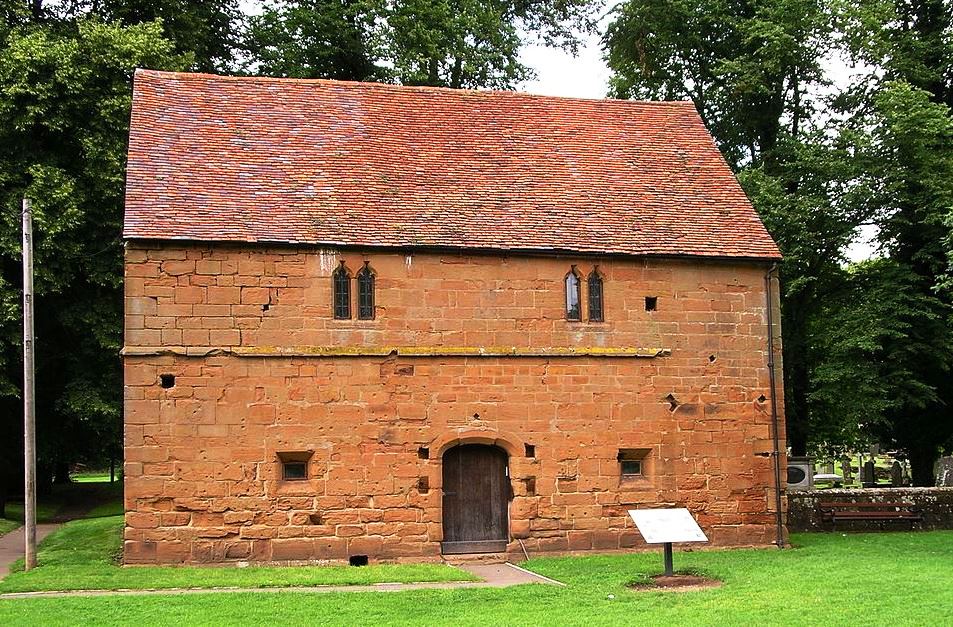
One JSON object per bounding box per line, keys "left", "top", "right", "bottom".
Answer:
{"left": 765, "top": 263, "right": 785, "bottom": 549}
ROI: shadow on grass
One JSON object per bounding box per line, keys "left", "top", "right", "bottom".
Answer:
{"left": 3, "top": 480, "right": 123, "bottom": 526}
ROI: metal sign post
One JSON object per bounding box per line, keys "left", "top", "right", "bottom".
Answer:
{"left": 629, "top": 508, "right": 708, "bottom": 577}
{"left": 22, "top": 198, "right": 37, "bottom": 571}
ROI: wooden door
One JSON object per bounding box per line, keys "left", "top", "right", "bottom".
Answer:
{"left": 441, "top": 444, "right": 509, "bottom": 554}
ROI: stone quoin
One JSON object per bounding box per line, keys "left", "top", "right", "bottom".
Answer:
{"left": 122, "top": 70, "right": 787, "bottom": 564}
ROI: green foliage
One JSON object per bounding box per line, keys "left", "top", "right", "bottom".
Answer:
{"left": 98, "top": 1, "right": 242, "bottom": 72}
{"left": 604, "top": 0, "right": 831, "bottom": 169}
{"left": 836, "top": 0, "right": 952, "bottom": 109}
{"left": 103, "top": 1, "right": 239, "bottom": 71}
{"left": 0, "top": 18, "right": 186, "bottom": 487}
{"left": 863, "top": 82, "right": 953, "bottom": 278}
{"left": 830, "top": 0, "right": 953, "bottom": 478}
{"left": 246, "top": 0, "right": 384, "bottom": 80}
{"left": 809, "top": 259, "right": 953, "bottom": 454}
{"left": 246, "top": 0, "right": 596, "bottom": 87}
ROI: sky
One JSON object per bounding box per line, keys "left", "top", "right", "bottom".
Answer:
{"left": 519, "top": 29, "right": 611, "bottom": 100}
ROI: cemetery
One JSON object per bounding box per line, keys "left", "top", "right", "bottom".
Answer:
{"left": 785, "top": 453, "right": 953, "bottom": 532}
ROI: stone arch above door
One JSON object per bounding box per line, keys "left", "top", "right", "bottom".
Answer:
{"left": 431, "top": 429, "right": 523, "bottom": 459}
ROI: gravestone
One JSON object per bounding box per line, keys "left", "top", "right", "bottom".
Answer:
{"left": 936, "top": 456, "right": 953, "bottom": 487}
{"left": 840, "top": 458, "right": 853, "bottom": 483}
{"left": 861, "top": 460, "right": 876, "bottom": 487}
{"left": 890, "top": 461, "right": 903, "bottom": 487}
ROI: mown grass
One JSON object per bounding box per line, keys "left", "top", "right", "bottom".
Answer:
{"left": 0, "top": 519, "right": 18, "bottom": 537}
{"left": 0, "top": 516, "right": 475, "bottom": 593}
{"left": 2, "top": 480, "right": 123, "bottom": 526}
{"left": 1, "top": 530, "right": 951, "bottom": 625}
{"left": 72, "top": 473, "right": 118, "bottom": 484}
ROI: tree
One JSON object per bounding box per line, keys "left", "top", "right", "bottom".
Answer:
{"left": 825, "top": 79, "right": 953, "bottom": 483}
{"left": 99, "top": 1, "right": 243, "bottom": 72}
{"left": 809, "top": 259, "right": 953, "bottom": 483}
{"left": 245, "top": 0, "right": 596, "bottom": 88}
{"left": 829, "top": 0, "right": 953, "bottom": 482}
{"left": 604, "top": 0, "right": 857, "bottom": 456}
{"left": 245, "top": 0, "right": 383, "bottom": 80}
{"left": 0, "top": 18, "right": 186, "bottom": 507}
{"left": 604, "top": 0, "right": 831, "bottom": 170}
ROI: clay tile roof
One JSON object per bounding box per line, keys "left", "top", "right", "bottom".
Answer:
{"left": 124, "top": 70, "right": 781, "bottom": 260}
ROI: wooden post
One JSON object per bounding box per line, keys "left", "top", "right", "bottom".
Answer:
{"left": 22, "top": 198, "right": 37, "bottom": 571}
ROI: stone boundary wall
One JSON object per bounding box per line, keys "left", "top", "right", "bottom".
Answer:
{"left": 787, "top": 488, "right": 953, "bottom": 532}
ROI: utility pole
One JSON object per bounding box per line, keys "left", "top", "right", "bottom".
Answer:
{"left": 22, "top": 198, "right": 37, "bottom": 571}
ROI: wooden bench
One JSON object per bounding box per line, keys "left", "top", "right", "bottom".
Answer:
{"left": 820, "top": 502, "right": 923, "bottom": 530}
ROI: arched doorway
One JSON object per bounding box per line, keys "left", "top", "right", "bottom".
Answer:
{"left": 441, "top": 444, "right": 509, "bottom": 554}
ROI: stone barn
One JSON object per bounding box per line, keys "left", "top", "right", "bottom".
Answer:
{"left": 122, "top": 69, "right": 786, "bottom": 564}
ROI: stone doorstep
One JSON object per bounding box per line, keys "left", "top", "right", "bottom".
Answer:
{"left": 441, "top": 551, "right": 510, "bottom": 565}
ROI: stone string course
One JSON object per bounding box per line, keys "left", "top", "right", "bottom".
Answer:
{"left": 123, "top": 243, "right": 787, "bottom": 564}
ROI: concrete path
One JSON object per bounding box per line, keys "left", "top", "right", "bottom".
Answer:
{"left": 0, "top": 562, "right": 562, "bottom": 600}
{"left": 0, "top": 524, "right": 60, "bottom": 578}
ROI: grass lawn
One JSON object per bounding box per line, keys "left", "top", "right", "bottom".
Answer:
{"left": 3, "top": 480, "right": 123, "bottom": 526}
{"left": 0, "top": 516, "right": 475, "bottom": 594}
{"left": 72, "top": 473, "right": 118, "bottom": 484}
{"left": 0, "top": 519, "right": 18, "bottom": 537}
{"left": 2, "top": 528, "right": 952, "bottom": 625}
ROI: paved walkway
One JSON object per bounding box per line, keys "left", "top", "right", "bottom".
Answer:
{"left": 0, "top": 562, "right": 562, "bottom": 600}
{"left": 0, "top": 524, "right": 60, "bottom": 578}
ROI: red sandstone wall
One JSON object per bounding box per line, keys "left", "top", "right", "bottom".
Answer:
{"left": 123, "top": 243, "right": 786, "bottom": 563}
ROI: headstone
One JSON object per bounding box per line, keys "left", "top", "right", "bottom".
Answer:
{"left": 840, "top": 458, "right": 853, "bottom": 483}
{"left": 890, "top": 461, "right": 904, "bottom": 487}
{"left": 861, "top": 460, "right": 876, "bottom": 487}
{"left": 935, "top": 456, "right": 953, "bottom": 487}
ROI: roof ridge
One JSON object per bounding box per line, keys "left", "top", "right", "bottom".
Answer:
{"left": 133, "top": 69, "right": 698, "bottom": 108}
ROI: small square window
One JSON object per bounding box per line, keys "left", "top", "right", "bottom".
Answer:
{"left": 645, "top": 296, "right": 658, "bottom": 311}
{"left": 282, "top": 461, "right": 307, "bottom": 480}
{"left": 277, "top": 450, "right": 313, "bottom": 481}
{"left": 621, "top": 460, "right": 642, "bottom": 476}
{"left": 618, "top": 448, "right": 650, "bottom": 479}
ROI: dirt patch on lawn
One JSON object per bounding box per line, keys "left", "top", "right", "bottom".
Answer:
{"left": 629, "top": 574, "right": 722, "bottom": 592}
